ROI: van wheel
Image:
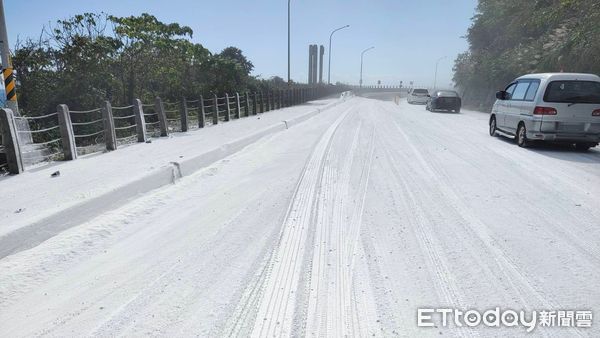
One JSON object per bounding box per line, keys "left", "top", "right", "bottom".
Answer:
{"left": 575, "top": 143, "right": 592, "bottom": 151}
{"left": 489, "top": 116, "right": 497, "bottom": 136}
{"left": 517, "top": 123, "right": 529, "bottom": 147}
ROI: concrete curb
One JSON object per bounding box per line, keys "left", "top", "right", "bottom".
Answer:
{"left": 0, "top": 96, "right": 350, "bottom": 259}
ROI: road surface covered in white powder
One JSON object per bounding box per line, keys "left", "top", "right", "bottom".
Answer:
{"left": 1, "top": 96, "right": 599, "bottom": 337}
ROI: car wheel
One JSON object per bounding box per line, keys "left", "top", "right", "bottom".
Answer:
{"left": 575, "top": 143, "right": 592, "bottom": 151}
{"left": 456, "top": 108, "right": 461, "bottom": 113}
{"left": 489, "top": 116, "right": 497, "bottom": 136}
{"left": 517, "top": 123, "right": 529, "bottom": 148}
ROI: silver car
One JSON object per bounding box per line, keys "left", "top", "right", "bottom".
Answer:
{"left": 489, "top": 73, "right": 600, "bottom": 150}
{"left": 407, "top": 88, "right": 430, "bottom": 104}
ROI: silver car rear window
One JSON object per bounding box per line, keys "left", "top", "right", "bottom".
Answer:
{"left": 544, "top": 80, "right": 600, "bottom": 104}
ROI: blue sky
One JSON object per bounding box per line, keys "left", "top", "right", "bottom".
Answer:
{"left": 5, "top": 0, "right": 477, "bottom": 88}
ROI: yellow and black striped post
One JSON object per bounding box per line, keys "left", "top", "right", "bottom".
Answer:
{"left": 3, "top": 67, "right": 15, "bottom": 103}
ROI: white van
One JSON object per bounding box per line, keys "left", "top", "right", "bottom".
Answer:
{"left": 489, "top": 73, "right": 600, "bottom": 150}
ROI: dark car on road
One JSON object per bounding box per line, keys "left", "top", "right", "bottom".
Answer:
{"left": 426, "top": 90, "right": 462, "bottom": 113}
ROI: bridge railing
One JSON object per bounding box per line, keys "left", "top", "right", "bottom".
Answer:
{"left": 13, "top": 110, "right": 65, "bottom": 165}
{"left": 0, "top": 85, "right": 346, "bottom": 175}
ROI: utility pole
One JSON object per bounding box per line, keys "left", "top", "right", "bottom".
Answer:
{"left": 360, "top": 46, "right": 375, "bottom": 89}
{"left": 287, "top": 0, "right": 291, "bottom": 85}
{"left": 0, "top": 0, "right": 18, "bottom": 113}
{"left": 327, "top": 25, "right": 349, "bottom": 85}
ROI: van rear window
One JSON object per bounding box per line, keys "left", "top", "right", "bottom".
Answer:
{"left": 436, "top": 91, "right": 458, "bottom": 97}
{"left": 544, "top": 80, "right": 600, "bottom": 104}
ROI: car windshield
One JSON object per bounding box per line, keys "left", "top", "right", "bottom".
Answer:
{"left": 413, "top": 89, "right": 429, "bottom": 94}
{"left": 544, "top": 80, "right": 600, "bottom": 104}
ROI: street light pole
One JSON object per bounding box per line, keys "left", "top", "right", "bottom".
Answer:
{"left": 433, "top": 56, "right": 447, "bottom": 91}
{"left": 287, "top": 0, "right": 291, "bottom": 85}
{"left": 327, "top": 24, "right": 349, "bottom": 85}
{"left": 360, "top": 46, "right": 375, "bottom": 89}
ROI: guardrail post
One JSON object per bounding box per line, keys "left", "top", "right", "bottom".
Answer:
{"left": 155, "top": 97, "right": 168, "bottom": 137}
{"left": 57, "top": 104, "right": 77, "bottom": 161}
{"left": 213, "top": 94, "right": 219, "bottom": 124}
{"left": 199, "top": 95, "right": 206, "bottom": 128}
{"left": 235, "top": 92, "right": 241, "bottom": 119}
{"left": 264, "top": 91, "right": 269, "bottom": 112}
{"left": 291, "top": 89, "right": 295, "bottom": 106}
{"left": 272, "top": 91, "right": 276, "bottom": 110}
{"left": 180, "top": 98, "right": 189, "bottom": 132}
{"left": 253, "top": 92, "right": 258, "bottom": 115}
{"left": 0, "top": 108, "right": 23, "bottom": 174}
{"left": 260, "top": 92, "right": 265, "bottom": 113}
{"left": 224, "top": 94, "right": 231, "bottom": 122}
{"left": 245, "top": 92, "right": 251, "bottom": 117}
{"left": 133, "top": 99, "right": 147, "bottom": 143}
{"left": 102, "top": 101, "right": 117, "bottom": 150}
{"left": 278, "top": 90, "right": 282, "bottom": 109}
{"left": 270, "top": 91, "right": 275, "bottom": 110}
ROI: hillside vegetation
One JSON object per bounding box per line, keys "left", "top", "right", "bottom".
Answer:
{"left": 13, "top": 13, "right": 287, "bottom": 116}
{"left": 453, "top": 0, "right": 600, "bottom": 110}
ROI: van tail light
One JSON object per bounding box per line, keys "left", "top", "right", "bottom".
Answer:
{"left": 592, "top": 109, "right": 600, "bottom": 116}
{"left": 533, "top": 106, "right": 558, "bottom": 115}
